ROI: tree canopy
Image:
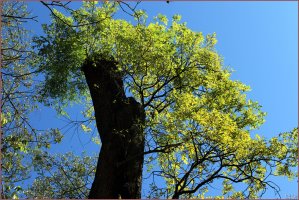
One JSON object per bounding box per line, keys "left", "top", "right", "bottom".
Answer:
{"left": 2, "top": 1, "right": 298, "bottom": 199}
{"left": 1, "top": 1, "right": 66, "bottom": 198}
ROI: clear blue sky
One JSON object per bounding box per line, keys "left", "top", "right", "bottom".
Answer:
{"left": 26, "top": 1, "right": 298, "bottom": 198}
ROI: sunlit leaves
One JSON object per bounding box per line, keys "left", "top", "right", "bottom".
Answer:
{"left": 81, "top": 124, "right": 92, "bottom": 132}
{"left": 91, "top": 136, "right": 101, "bottom": 145}
{"left": 25, "top": 152, "right": 97, "bottom": 199}
{"left": 1, "top": 2, "right": 62, "bottom": 198}
{"left": 33, "top": 2, "right": 298, "bottom": 199}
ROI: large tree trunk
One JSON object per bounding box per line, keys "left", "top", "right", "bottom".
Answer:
{"left": 82, "top": 55, "right": 145, "bottom": 199}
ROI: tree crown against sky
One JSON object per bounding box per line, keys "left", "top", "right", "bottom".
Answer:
{"left": 2, "top": 1, "right": 298, "bottom": 199}
{"left": 1, "top": 1, "right": 65, "bottom": 198}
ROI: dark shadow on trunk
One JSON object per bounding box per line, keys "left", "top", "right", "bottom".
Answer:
{"left": 82, "top": 54, "right": 145, "bottom": 199}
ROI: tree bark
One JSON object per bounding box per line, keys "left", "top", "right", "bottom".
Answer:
{"left": 82, "top": 55, "right": 145, "bottom": 199}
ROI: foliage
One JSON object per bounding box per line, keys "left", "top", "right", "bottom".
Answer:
{"left": 5, "top": 1, "right": 298, "bottom": 199}
{"left": 1, "top": 2, "right": 64, "bottom": 198}
{"left": 24, "top": 151, "right": 96, "bottom": 199}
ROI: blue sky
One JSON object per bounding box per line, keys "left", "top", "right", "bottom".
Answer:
{"left": 26, "top": 1, "right": 298, "bottom": 198}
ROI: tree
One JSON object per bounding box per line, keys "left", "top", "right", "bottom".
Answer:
{"left": 30, "top": 1, "right": 297, "bottom": 199}
{"left": 0, "top": 1, "right": 65, "bottom": 198}
{"left": 1, "top": 2, "right": 40, "bottom": 198}
{"left": 24, "top": 151, "right": 96, "bottom": 199}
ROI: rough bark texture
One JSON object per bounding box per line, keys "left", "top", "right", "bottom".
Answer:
{"left": 82, "top": 55, "right": 145, "bottom": 199}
